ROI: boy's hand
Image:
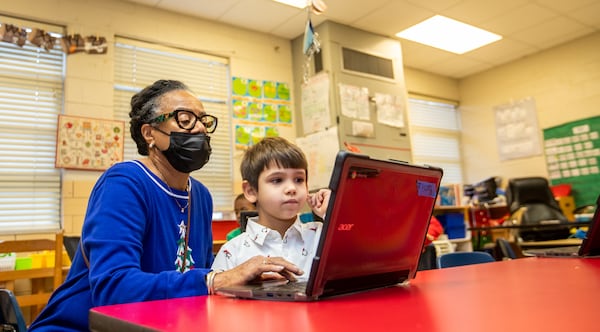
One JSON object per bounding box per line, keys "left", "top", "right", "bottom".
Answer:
{"left": 308, "top": 189, "right": 331, "bottom": 218}
{"left": 212, "top": 256, "right": 303, "bottom": 290}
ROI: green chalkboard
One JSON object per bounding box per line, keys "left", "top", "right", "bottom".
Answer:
{"left": 543, "top": 116, "right": 600, "bottom": 207}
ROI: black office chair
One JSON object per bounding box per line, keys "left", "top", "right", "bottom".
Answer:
{"left": 239, "top": 211, "right": 259, "bottom": 233}
{"left": 63, "top": 235, "right": 81, "bottom": 261}
{"left": 495, "top": 238, "right": 517, "bottom": 260}
{"left": 505, "top": 177, "right": 570, "bottom": 241}
{"left": 417, "top": 244, "right": 438, "bottom": 271}
{"left": 437, "top": 251, "right": 495, "bottom": 268}
{"left": 0, "top": 289, "right": 27, "bottom": 332}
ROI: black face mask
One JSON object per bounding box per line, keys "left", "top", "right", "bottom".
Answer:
{"left": 160, "top": 131, "right": 212, "bottom": 173}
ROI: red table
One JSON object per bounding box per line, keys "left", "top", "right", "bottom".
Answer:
{"left": 90, "top": 258, "right": 600, "bottom": 332}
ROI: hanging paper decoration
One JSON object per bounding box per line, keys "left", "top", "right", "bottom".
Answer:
{"left": 0, "top": 24, "right": 27, "bottom": 47}
{"left": 0, "top": 21, "right": 107, "bottom": 54}
{"left": 302, "top": 1, "right": 327, "bottom": 83}
{"left": 28, "top": 28, "right": 56, "bottom": 51}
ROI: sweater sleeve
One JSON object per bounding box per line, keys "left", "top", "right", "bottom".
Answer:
{"left": 82, "top": 163, "right": 211, "bottom": 306}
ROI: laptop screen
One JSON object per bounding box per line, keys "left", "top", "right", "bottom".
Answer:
{"left": 307, "top": 152, "right": 443, "bottom": 298}
{"left": 579, "top": 194, "right": 600, "bottom": 257}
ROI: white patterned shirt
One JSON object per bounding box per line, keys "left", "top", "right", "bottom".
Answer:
{"left": 211, "top": 216, "right": 322, "bottom": 281}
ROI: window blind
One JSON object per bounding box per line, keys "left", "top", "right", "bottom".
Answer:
{"left": 0, "top": 18, "right": 64, "bottom": 234}
{"left": 408, "top": 98, "right": 463, "bottom": 184}
{"left": 113, "top": 38, "right": 233, "bottom": 210}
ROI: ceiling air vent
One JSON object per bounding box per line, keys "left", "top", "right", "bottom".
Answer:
{"left": 342, "top": 47, "right": 394, "bottom": 79}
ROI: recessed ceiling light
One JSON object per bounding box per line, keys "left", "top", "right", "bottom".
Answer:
{"left": 396, "top": 15, "right": 502, "bottom": 54}
{"left": 273, "top": 0, "right": 308, "bottom": 9}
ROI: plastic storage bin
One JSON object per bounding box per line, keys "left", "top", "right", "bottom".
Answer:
{"left": 438, "top": 213, "right": 467, "bottom": 239}
{"left": 0, "top": 253, "right": 16, "bottom": 271}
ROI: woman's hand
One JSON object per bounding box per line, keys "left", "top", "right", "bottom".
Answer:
{"left": 211, "top": 256, "right": 303, "bottom": 290}
{"left": 308, "top": 189, "right": 331, "bottom": 218}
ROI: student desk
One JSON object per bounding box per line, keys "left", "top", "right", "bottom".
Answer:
{"left": 89, "top": 258, "right": 600, "bottom": 332}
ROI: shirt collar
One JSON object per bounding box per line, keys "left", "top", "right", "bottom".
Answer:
{"left": 246, "top": 216, "right": 304, "bottom": 245}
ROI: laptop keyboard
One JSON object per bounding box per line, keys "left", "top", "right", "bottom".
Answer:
{"left": 260, "top": 281, "right": 307, "bottom": 292}
{"left": 544, "top": 246, "right": 580, "bottom": 256}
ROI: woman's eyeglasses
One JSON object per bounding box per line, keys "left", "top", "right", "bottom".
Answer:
{"left": 151, "top": 110, "right": 218, "bottom": 133}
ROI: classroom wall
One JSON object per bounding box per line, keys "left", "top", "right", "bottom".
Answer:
{"left": 3, "top": 1, "right": 596, "bottom": 236}
{"left": 1, "top": 0, "right": 297, "bottom": 235}
{"left": 458, "top": 31, "right": 600, "bottom": 185}
{"left": 404, "top": 67, "right": 459, "bottom": 103}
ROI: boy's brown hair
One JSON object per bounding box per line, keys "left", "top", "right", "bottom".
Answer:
{"left": 240, "top": 137, "right": 308, "bottom": 190}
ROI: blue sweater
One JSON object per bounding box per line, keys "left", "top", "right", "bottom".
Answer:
{"left": 29, "top": 161, "right": 214, "bottom": 331}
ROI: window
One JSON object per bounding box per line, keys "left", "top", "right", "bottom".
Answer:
{"left": 0, "top": 18, "right": 65, "bottom": 234}
{"left": 113, "top": 38, "right": 233, "bottom": 210}
{"left": 408, "top": 98, "right": 463, "bottom": 184}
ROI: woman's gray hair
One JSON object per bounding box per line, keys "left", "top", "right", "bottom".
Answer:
{"left": 129, "top": 80, "right": 191, "bottom": 155}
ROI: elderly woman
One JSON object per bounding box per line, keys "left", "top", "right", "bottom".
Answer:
{"left": 30, "top": 80, "right": 302, "bottom": 331}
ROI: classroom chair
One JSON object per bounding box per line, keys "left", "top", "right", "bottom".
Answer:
{"left": 239, "top": 211, "right": 259, "bottom": 233}
{"left": 505, "top": 177, "right": 570, "bottom": 241}
{"left": 417, "top": 245, "right": 438, "bottom": 271}
{"left": 495, "top": 238, "right": 517, "bottom": 260}
{"left": 0, "top": 289, "right": 27, "bottom": 332}
{"left": 63, "top": 235, "right": 81, "bottom": 261}
{"left": 437, "top": 251, "right": 495, "bottom": 269}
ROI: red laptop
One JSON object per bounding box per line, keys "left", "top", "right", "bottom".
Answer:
{"left": 216, "top": 151, "right": 443, "bottom": 301}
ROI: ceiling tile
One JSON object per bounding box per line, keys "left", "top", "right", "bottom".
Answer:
{"left": 568, "top": 2, "right": 600, "bottom": 28}
{"left": 425, "top": 55, "right": 491, "bottom": 78}
{"left": 127, "top": 0, "right": 160, "bottom": 5}
{"left": 406, "top": 0, "right": 463, "bottom": 12}
{"left": 161, "top": 0, "right": 242, "bottom": 20}
{"left": 320, "top": 0, "right": 392, "bottom": 24}
{"left": 273, "top": 11, "right": 327, "bottom": 39}
{"left": 480, "top": 3, "right": 557, "bottom": 36}
{"left": 440, "top": 0, "right": 531, "bottom": 25}
{"left": 512, "top": 16, "right": 592, "bottom": 47}
{"left": 535, "top": 0, "right": 600, "bottom": 12}
{"left": 217, "top": 0, "right": 303, "bottom": 34}
{"left": 352, "top": 2, "right": 433, "bottom": 36}
{"left": 465, "top": 38, "right": 539, "bottom": 66}
{"left": 400, "top": 40, "right": 456, "bottom": 70}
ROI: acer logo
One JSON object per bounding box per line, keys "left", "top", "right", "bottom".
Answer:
{"left": 337, "top": 224, "right": 354, "bottom": 231}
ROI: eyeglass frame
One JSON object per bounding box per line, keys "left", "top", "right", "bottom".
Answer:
{"left": 150, "top": 109, "right": 218, "bottom": 133}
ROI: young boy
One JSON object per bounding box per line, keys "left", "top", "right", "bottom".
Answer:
{"left": 226, "top": 193, "right": 256, "bottom": 241}
{"left": 212, "top": 137, "right": 329, "bottom": 281}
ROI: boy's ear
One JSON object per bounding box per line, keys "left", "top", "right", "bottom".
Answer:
{"left": 242, "top": 180, "right": 258, "bottom": 204}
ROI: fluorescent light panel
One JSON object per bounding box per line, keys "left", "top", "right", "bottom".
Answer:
{"left": 396, "top": 15, "right": 502, "bottom": 54}
{"left": 273, "top": 0, "right": 308, "bottom": 9}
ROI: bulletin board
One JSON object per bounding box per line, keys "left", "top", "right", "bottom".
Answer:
{"left": 55, "top": 115, "right": 125, "bottom": 171}
{"left": 543, "top": 115, "right": 600, "bottom": 206}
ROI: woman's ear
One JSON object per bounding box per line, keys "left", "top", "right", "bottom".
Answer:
{"left": 141, "top": 123, "right": 154, "bottom": 146}
{"left": 242, "top": 180, "right": 258, "bottom": 204}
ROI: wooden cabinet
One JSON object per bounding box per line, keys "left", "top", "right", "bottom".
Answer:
{"left": 0, "top": 231, "right": 66, "bottom": 324}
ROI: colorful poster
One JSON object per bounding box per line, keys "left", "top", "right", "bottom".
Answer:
{"left": 232, "top": 77, "right": 292, "bottom": 150}
{"left": 234, "top": 124, "right": 279, "bottom": 148}
{"left": 55, "top": 115, "right": 124, "bottom": 170}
